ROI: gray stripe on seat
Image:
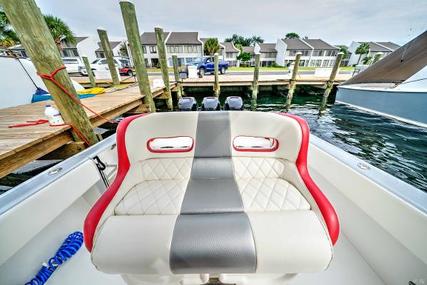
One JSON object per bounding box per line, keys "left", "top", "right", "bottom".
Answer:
{"left": 170, "top": 111, "right": 257, "bottom": 274}
{"left": 170, "top": 213, "right": 257, "bottom": 274}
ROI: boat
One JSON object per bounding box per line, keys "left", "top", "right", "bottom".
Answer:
{"left": 0, "top": 56, "right": 98, "bottom": 109}
{"left": 178, "top": 97, "right": 198, "bottom": 111}
{"left": 336, "top": 31, "right": 427, "bottom": 127}
{"left": 0, "top": 111, "right": 426, "bottom": 285}
{"left": 224, "top": 96, "right": 244, "bottom": 110}
{"left": 201, "top": 97, "right": 221, "bottom": 111}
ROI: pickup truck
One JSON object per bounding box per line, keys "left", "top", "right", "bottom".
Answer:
{"left": 196, "top": 57, "right": 229, "bottom": 77}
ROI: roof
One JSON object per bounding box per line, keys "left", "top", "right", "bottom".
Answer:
{"left": 140, "top": 32, "right": 170, "bottom": 45}
{"left": 358, "top": 42, "right": 392, "bottom": 52}
{"left": 281, "top": 38, "right": 312, "bottom": 50}
{"left": 303, "top": 39, "right": 338, "bottom": 50}
{"left": 61, "top": 36, "right": 88, "bottom": 48}
{"left": 221, "top": 42, "right": 239, "bottom": 52}
{"left": 258, "top": 43, "right": 277, "bottom": 53}
{"left": 242, "top": 46, "right": 254, "bottom": 55}
{"left": 167, "top": 32, "right": 201, "bottom": 45}
{"left": 95, "top": 41, "right": 122, "bottom": 52}
{"left": 376, "top": 42, "right": 400, "bottom": 51}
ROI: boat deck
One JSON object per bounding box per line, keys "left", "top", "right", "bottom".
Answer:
{"left": 0, "top": 85, "right": 165, "bottom": 178}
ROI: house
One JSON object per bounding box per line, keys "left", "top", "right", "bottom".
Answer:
{"left": 241, "top": 46, "right": 255, "bottom": 66}
{"left": 140, "top": 31, "right": 203, "bottom": 67}
{"left": 9, "top": 36, "right": 99, "bottom": 62}
{"left": 199, "top": 38, "right": 240, "bottom": 66}
{"left": 347, "top": 41, "right": 400, "bottom": 66}
{"left": 95, "top": 41, "right": 125, "bottom": 58}
{"left": 254, "top": 43, "right": 277, "bottom": 66}
{"left": 275, "top": 37, "right": 339, "bottom": 67}
{"left": 221, "top": 42, "right": 240, "bottom": 66}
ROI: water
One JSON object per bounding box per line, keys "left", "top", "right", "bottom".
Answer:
{"left": 248, "top": 93, "right": 427, "bottom": 192}
{"left": 189, "top": 88, "right": 427, "bottom": 192}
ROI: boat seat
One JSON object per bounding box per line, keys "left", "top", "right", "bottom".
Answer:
{"left": 84, "top": 111, "right": 339, "bottom": 284}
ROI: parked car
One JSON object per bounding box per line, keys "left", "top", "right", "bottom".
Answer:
{"left": 63, "top": 57, "right": 84, "bottom": 74}
{"left": 80, "top": 57, "right": 133, "bottom": 76}
{"left": 195, "top": 57, "right": 229, "bottom": 77}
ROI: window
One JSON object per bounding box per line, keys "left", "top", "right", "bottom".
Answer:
{"left": 142, "top": 46, "right": 147, "bottom": 54}
{"left": 63, "top": 58, "right": 78, "bottom": 64}
{"left": 322, "top": 60, "right": 329, "bottom": 67}
{"left": 167, "top": 45, "right": 183, "bottom": 53}
{"left": 149, "top": 45, "right": 157, "bottom": 53}
{"left": 325, "top": 50, "right": 337, "bottom": 56}
{"left": 312, "top": 50, "right": 323, "bottom": 56}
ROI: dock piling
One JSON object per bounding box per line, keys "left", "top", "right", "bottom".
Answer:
{"left": 1, "top": 0, "right": 98, "bottom": 145}
{"left": 320, "top": 52, "right": 344, "bottom": 112}
{"left": 172, "top": 55, "right": 183, "bottom": 99}
{"left": 251, "top": 53, "right": 260, "bottom": 110}
{"left": 97, "top": 29, "right": 120, "bottom": 86}
{"left": 82, "top": 56, "right": 96, "bottom": 88}
{"left": 285, "top": 52, "right": 301, "bottom": 110}
{"left": 213, "top": 53, "right": 220, "bottom": 97}
{"left": 155, "top": 27, "right": 173, "bottom": 110}
{"left": 120, "top": 1, "right": 156, "bottom": 112}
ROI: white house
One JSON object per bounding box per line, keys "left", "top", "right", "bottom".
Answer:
{"left": 254, "top": 43, "right": 277, "bottom": 66}
{"left": 9, "top": 36, "right": 100, "bottom": 62}
{"left": 221, "top": 42, "right": 240, "bottom": 66}
{"left": 347, "top": 41, "right": 400, "bottom": 66}
{"left": 140, "top": 31, "right": 203, "bottom": 67}
{"left": 275, "top": 38, "right": 339, "bottom": 67}
{"left": 95, "top": 41, "right": 125, "bottom": 59}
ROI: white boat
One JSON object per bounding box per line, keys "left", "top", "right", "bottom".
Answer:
{"left": 0, "top": 56, "right": 86, "bottom": 109}
{"left": 337, "top": 31, "right": 427, "bottom": 127}
{"left": 0, "top": 111, "right": 426, "bottom": 285}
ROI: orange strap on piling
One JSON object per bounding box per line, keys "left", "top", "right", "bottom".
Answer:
{"left": 37, "top": 66, "right": 115, "bottom": 124}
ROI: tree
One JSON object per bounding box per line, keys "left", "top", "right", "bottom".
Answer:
{"left": 355, "top": 42, "right": 370, "bottom": 65}
{"left": 224, "top": 34, "right": 264, "bottom": 46}
{"left": 362, "top": 55, "right": 372, "bottom": 65}
{"left": 285, "top": 32, "right": 300, "bottom": 39}
{"left": 0, "top": 9, "right": 19, "bottom": 48}
{"left": 204, "top": 38, "right": 220, "bottom": 56}
{"left": 119, "top": 43, "right": 129, "bottom": 57}
{"left": 250, "top": 35, "right": 264, "bottom": 45}
{"left": 237, "top": 51, "right": 251, "bottom": 62}
{"left": 43, "top": 15, "right": 75, "bottom": 50}
{"left": 337, "top": 45, "right": 349, "bottom": 58}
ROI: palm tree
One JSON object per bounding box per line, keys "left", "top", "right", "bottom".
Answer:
{"left": 0, "top": 9, "right": 19, "bottom": 48}
{"left": 43, "top": 15, "right": 75, "bottom": 50}
{"left": 355, "top": 42, "right": 370, "bottom": 65}
{"left": 204, "top": 38, "right": 220, "bottom": 56}
{"left": 285, "top": 32, "right": 300, "bottom": 39}
{"left": 337, "top": 45, "right": 349, "bottom": 58}
{"left": 250, "top": 35, "right": 264, "bottom": 45}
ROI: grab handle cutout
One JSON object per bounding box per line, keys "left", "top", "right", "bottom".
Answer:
{"left": 233, "top": 136, "right": 279, "bottom": 152}
{"left": 147, "top": 136, "right": 194, "bottom": 153}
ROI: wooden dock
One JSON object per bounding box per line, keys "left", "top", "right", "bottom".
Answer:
{"left": 181, "top": 73, "right": 351, "bottom": 87}
{"left": 73, "top": 73, "right": 351, "bottom": 88}
{"left": 0, "top": 85, "right": 166, "bottom": 178}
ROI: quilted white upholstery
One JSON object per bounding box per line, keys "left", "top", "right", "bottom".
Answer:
{"left": 140, "top": 158, "right": 193, "bottom": 180}
{"left": 115, "top": 180, "right": 189, "bottom": 215}
{"left": 115, "top": 158, "right": 192, "bottom": 215}
{"left": 233, "top": 157, "right": 310, "bottom": 211}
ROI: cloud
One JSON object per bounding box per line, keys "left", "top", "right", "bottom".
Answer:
{"left": 35, "top": 0, "right": 427, "bottom": 45}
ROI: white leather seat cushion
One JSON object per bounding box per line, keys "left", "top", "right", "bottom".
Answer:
{"left": 233, "top": 157, "right": 310, "bottom": 211}
{"left": 248, "top": 211, "right": 332, "bottom": 273}
{"left": 115, "top": 180, "right": 189, "bottom": 215}
{"left": 236, "top": 177, "right": 310, "bottom": 211}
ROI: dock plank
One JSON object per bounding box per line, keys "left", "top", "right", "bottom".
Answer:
{"left": 0, "top": 85, "right": 155, "bottom": 178}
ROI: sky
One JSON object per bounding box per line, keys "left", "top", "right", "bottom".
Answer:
{"left": 36, "top": 0, "right": 427, "bottom": 46}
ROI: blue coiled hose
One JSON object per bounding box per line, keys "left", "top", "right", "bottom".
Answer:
{"left": 26, "top": 231, "right": 84, "bottom": 285}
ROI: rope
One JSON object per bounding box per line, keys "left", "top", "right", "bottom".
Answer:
{"left": 37, "top": 66, "right": 115, "bottom": 124}
{"left": 25, "top": 231, "right": 83, "bottom": 285}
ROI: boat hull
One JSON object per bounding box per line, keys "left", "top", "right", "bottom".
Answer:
{"left": 337, "top": 85, "right": 427, "bottom": 127}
